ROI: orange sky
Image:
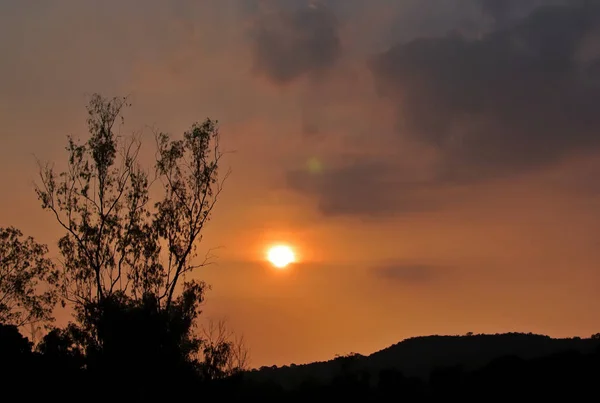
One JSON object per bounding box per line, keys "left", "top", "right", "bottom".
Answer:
{"left": 2, "top": 0, "right": 600, "bottom": 367}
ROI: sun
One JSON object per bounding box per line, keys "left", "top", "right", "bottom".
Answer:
{"left": 266, "top": 245, "right": 296, "bottom": 269}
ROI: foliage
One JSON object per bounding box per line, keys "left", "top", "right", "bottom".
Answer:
{"left": 200, "top": 318, "right": 251, "bottom": 380}
{"left": 0, "top": 93, "right": 251, "bottom": 397}
{"left": 0, "top": 227, "right": 60, "bottom": 327}
{"left": 35, "top": 93, "right": 227, "bottom": 308}
{"left": 30, "top": 93, "right": 250, "bottom": 385}
{"left": 0, "top": 322, "right": 33, "bottom": 356}
{"left": 70, "top": 285, "right": 205, "bottom": 368}
{"left": 36, "top": 326, "right": 85, "bottom": 367}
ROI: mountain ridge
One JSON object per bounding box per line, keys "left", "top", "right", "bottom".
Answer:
{"left": 245, "top": 332, "right": 600, "bottom": 389}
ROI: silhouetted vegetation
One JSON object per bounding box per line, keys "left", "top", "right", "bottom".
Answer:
{"left": 0, "top": 94, "right": 246, "bottom": 401}
{"left": 2, "top": 95, "right": 600, "bottom": 401}
{"left": 210, "top": 333, "right": 600, "bottom": 401}
{"left": 3, "top": 324, "right": 599, "bottom": 401}
{"left": 0, "top": 227, "right": 60, "bottom": 328}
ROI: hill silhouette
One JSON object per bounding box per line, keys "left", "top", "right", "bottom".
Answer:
{"left": 246, "top": 332, "right": 600, "bottom": 389}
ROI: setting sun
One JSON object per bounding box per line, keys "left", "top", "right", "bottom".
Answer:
{"left": 267, "top": 245, "right": 296, "bottom": 269}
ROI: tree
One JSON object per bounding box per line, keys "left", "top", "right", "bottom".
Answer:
{"left": 34, "top": 93, "right": 230, "bottom": 376}
{"left": 35, "top": 94, "right": 226, "bottom": 308}
{"left": 200, "top": 318, "right": 251, "bottom": 380}
{"left": 0, "top": 323, "right": 36, "bottom": 388}
{"left": 0, "top": 227, "right": 60, "bottom": 327}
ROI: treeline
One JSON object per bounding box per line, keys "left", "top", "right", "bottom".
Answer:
{"left": 222, "top": 347, "right": 600, "bottom": 401}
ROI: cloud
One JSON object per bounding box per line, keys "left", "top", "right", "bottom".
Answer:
{"left": 480, "top": 0, "right": 569, "bottom": 28}
{"left": 372, "top": 264, "right": 439, "bottom": 284}
{"left": 286, "top": 157, "right": 444, "bottom": 218}
{"left": 285, "top": 1, "right": 600, "bottom": 218}
{"left": 371, "top": 1, "right": 600, "bottom": 184}
{"left": 249, "top": 2, "right": 341, "bottom": 85}
{"left": 286, "top": 160, "right": 398, "bottom": 217}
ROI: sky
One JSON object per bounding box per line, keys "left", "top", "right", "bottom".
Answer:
{"left": 2, "top": 0, "right": 600, "bottom": 367}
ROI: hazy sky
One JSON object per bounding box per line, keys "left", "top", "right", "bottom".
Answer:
{"left": 2, "top": 0, "right": 600, "bottom": 367}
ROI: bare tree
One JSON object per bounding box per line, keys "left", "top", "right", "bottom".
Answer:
{"left": 35, "top": 94, "right": 228, "bottom": 313}
{"left": 0, "top": 227, "right": 60, "bottom": 327}
{"left": 200, "top": 318, "right": 251, "bottom": 380}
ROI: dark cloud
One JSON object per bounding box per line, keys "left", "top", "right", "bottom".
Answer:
{"left": 372, "top": 264, "right": 439, "bottom": 284}
{"left": 481, "top": 0, "right": 514, "bottom": 24}
{"left": 481, "top": 0, "right": 544, "bottom": 27}
{"left": 371, "top": 1, "right": 600, "bottom": 184}
{"left": 480, "top": 0, "right": 572, "bottom": 28}
{"left": 286, "top": 159, "right": 440, "bottom": 218}
{"left": 250, "top": 2, "right": 341, "bottom": 84}
{"left": 286, "top": 1, "right": 600, "bottom": 218}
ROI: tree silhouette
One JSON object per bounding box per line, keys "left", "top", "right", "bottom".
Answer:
{"left": 0, "top": 227, "right": 60, "bottom": 327}
{"left": 0, "top": 323, "right": 37, "bottom": 388}
{"left": 33, "top": 93, "right": 242, "bottom": 389}
{"left": 35, "top": 94, "right": 227, "bottom": 309}
{"left": 200, "top": 318, "right": 251, "bottom": 380}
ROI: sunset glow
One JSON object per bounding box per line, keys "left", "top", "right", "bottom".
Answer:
{"left": 4, "top": 0, "right": 600, "bottom": 373}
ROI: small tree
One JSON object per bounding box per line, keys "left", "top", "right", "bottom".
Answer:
{"left": 34, "top": 94, "right": 229, "bottom": 370}
{"left": 200, "top": 319, "right": 251, "bottom": 380}
{"left": 0, "top": 227, "right": 60, "bottom": 327}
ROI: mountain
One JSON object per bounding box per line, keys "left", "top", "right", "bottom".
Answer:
{"left": 245, "top": 332, "right": 600, "bottom": 389}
